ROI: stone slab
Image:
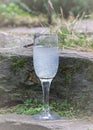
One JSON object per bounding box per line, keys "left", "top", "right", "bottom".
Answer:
{"left": 1, "top": 28, "right": 93, "bottom": 116}
{"left": 0, "top": 114, "right": 93, "bottom": 130}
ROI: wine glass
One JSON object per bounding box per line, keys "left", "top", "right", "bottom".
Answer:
{"left": 32, "top": 34, "right": 60, "bottom": 120}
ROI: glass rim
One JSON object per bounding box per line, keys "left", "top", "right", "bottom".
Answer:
{"left": 34, "top": 33, "right": 58, "bottom": 46}
{"left": 34, "top": 33, "right": 58, "bottom": 38}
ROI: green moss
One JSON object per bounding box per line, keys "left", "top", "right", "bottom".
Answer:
{"left": 11, "top": 57, "right": 28, "bottom": 73}
{"left": 0, "top": 56, "right": 6, "bottom": 61}
{"left": 56, "top": 57, "right": 93, "bottom": 102}
{"left": 59, "top": 58, "right": 92, "bottom": 78}
{"left": 10, "top": 57, "right": 39, "bottom": 84}
{"left": 0, "top": 87, "right": 5, "bottom": 94}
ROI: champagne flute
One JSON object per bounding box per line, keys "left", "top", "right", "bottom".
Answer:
{"left": 32, "top": 34, "right": 60, "bottom": 120}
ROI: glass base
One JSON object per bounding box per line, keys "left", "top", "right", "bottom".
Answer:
{"left": 32, "top": 111, "right": 61, "bottom": 120}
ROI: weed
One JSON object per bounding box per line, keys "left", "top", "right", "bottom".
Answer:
{"left": 11, "top": 98, "right": 42, "bottom": 115}
{"left": 57, "top": 23, "right": 93, "bottom": 50}
{"left": 50, "top": 99, "right": 77, "bottom": 118}
{"left": 1, "top": 98, "right": 77, "bottom": 118}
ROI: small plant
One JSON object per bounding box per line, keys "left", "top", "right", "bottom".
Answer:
{"left": 57, "top": 23, "right": 93, "bottom": 50}
{"left": 50, "top": 99, "right": 77, "bottom": 118}
{"left": 2, "top": 98, "right": 77, "bottom": 118}
{"left": 13, "top": 98, "right": 42, "bottom": 115}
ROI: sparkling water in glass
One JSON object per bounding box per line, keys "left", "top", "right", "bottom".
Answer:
{"left": 33, "top": 34, "right": 60, "bottom": 120}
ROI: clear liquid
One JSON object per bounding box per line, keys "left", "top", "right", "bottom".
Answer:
{"left": 33, "top": 46, "right": 59, "bottom": 79}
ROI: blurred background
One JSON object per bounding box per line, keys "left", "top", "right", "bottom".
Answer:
{"left": 1, "top": 0, "right": 93, "bottom": 50}
{"left": 0, "top": 0, "right": 93, "bottom": 27}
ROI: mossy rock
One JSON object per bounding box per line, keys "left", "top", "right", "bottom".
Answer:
{"left": 1, "top": 49, "right": 93, "bottom": 116}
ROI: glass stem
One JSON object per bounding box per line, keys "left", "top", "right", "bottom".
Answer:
{"left": 40, "top": 79, "right": 52, "bottom": 115}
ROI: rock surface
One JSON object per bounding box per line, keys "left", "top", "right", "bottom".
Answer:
{"left": 0, "top": 28, "right": 93, "bottom": 115}
{"left": 73, "top": 19, "right": 93, "bottom": 35}
{"left": 0, "top": 113, "right": 93, "bottom": 130}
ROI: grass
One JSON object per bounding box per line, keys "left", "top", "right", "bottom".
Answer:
{"left": 0, "top": 2, "right": 93, "bottom": 51}
{"left": 55, "top": 23, "right": 93, "bottom": 51}
{"left": 53, "top": 14, "right": 93, "bottom": 51}
{"left": 0, "top": 98, "right": 78, "bottom": 118}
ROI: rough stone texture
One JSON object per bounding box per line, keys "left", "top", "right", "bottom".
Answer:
{"left": 0, "top": 31, "right": 33, "bottom": 48}
{"left": 0, "top": 113, "right": 93, "bottom": 130}
{"left": 55, "top": 53, "right": 93, "bottom": 113}
{"left": 73, "top": 19, "right": 93, "bottom": 35}
{"left": 1, "top": 29, "right": 93, "bottom": 115}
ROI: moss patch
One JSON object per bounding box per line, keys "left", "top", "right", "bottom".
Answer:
{"left": 0, "top": 56, "right": 6, "bottom": 61}
{"left": 10, "top": 57, "right": 28, "bottom": 73}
